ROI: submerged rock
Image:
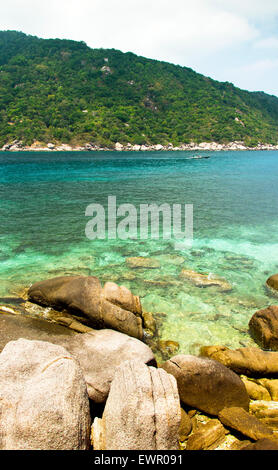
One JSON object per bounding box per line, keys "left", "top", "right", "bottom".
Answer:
{"left": 125, "top": 257, "right": 160, "bottom": 269}
{"left": 59, "top": 329, "right": 156, "bottom": 403}
{"left": 180, "top": 269, "right": 232, "bottom": 291}
{"left": 201, "top": 345, "right": 278, "bottom": 377}
{"left": 161, "top": 354, "right": 249, "bottom": 415}
{"left": 249, "top": 305, "right": 278, "bottom": 350}
{"left": 91, "top": 360, "right": 180, "bottom": 450}
{"left": 0, "top": 338, "right": 91, "bottom": 450}
{"left": 28, "top": 275, "right": 143, "bottom": 339}
{"left": 142, "top": 311, "right": 156, "bottom": 336}
{"left": 158, "top": 340, "right": 180, "bottom": 360}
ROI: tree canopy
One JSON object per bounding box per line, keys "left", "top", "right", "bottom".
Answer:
{"left": 1, "top": 30, "right": 278, "bottom": 147}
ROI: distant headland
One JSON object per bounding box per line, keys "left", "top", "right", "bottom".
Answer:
{"left": 1, "top": 30, "right": 278, "bottom": 150}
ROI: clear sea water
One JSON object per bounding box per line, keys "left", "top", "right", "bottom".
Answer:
{"left": 1, "top": 150, "right": 278, "bottom": 353}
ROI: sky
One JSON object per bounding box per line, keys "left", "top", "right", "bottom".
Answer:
{"left": 1, "top": 0, "right": 278, "bottom": 96}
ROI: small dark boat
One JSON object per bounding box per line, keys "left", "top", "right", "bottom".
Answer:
{"left": 191, "top": 155, "right": 210, "bottom": 160}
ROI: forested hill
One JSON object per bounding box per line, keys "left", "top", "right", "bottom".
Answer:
{"left": 1, "top": 30, "right": 278, "bottom": 148}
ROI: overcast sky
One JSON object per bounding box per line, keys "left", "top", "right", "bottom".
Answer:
{"left": 1, "top": 0, "right": 278, "bottom": 96}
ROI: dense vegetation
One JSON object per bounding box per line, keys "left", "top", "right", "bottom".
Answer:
{"left": 1, "top": 30, "right": 278, "bottom": 147}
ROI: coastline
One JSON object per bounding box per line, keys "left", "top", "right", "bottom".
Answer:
{"left": 2, "top": 140, "right": 278, "bottom": 152}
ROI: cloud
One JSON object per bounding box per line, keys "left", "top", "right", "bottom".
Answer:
{"left": 255, "top": 37, "right": 278, "bottom": 49}
{"left": 0, "top": 0, "right": 259, "bottom": 62}
{"left": 211, "top": 0, "right": 278, "bottom": 19}
{"left": 237, "top": 58, "right": 278, "bottom": 74}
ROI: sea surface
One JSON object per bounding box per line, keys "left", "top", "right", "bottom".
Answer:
{"left": 1, "top": 150, "right": 278, "bottom": 354}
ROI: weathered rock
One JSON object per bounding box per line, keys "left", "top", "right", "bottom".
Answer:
{"left": 266, "top": 274, "right": 278, "bottom": 293}
{"left": 201, "top": 345, "right": 278, "bottom": 377}
{"left": 161, "top": 355, "right": 249, "bottom": 415}
{"left": 158, "top": 340, "right": 180, "bottom": 360}
{"left": 229, "top": 438, "right": 252, "bottom": 450}
{"left": 241, "top": 438, "right": 278, "bottom": 450}
{"left": 142, "top": 311, "right": 156, "bottom": 336}
{"left": 186, "top": 419, "right": 226, "bottom": 450}
{"left": 91, "top": 360, "right": 180, "bottom": 450}
{"left": 0, "top": 338, "right": 91, "bottom": 450}
{"left": 0, "top": 312, "right": 76, "bottom": 353}
{"left": 28, "top": 276, "right": 143, "bottom": 339}
{"left": 240, "top": 376, "right": 271, "bottom": 401}
{"left": 250, "top": 401, "right": 278, "bottom": 431}
{"left": 180, "top": 269, "right": 232, "bottom": 291}
{"left": 218, "top": 407, "right": 274, "bottom": 441}
{"left": 179, "top": 408, "right": 192, "bottom": 442}
{"left": 249, "top": 306, "right": 278, "bottom": 350}
{"left": 258, "top": 378, "right": 278, "bottom": 401}
{"left": 59, "top": 329, "right": 156, "bottom": 403}
{"left": 125, "top": 257, "right": 160, "bottom": 269}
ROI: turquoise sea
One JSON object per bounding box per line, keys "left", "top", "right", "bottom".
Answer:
{"left": 1, "top": 150, "right": 278, "bottom": 353}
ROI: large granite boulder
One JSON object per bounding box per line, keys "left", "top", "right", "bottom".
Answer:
{"left": 249, "top": 306, "right": 278, "bottom": 350}
{"left": 0, "top": 312, "right": 76, "bottom": 353}
{"left": 0, "top": 339, "right": 91, "bottom": 450}
{"left": 28, "top": 276, "right": 143, "bottom": 339}
{"left": 161, "top": 355, "right": 249, "bottom": 415}
{"left": 0, "top": 313, "right": 155, "bottom": 404}
{"left": 91, "top": 360, "right": 181, "bottom": 450}
{"left": 59, "top": 329, "right": 156, "bottom": 403}
{"left": 218, "top": 407, "right": 274, "bottom": 441}
{"left": 201, "top": 345, "right": 278, "bottom": 377}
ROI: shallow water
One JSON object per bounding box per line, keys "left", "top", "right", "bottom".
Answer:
{"left": 1, "top": 150, "right": 278, "bottom": 353}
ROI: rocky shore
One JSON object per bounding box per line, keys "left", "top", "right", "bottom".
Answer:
{"left": 1, "top": 271, "right": 278, "bottom": 450}
{"left": 2, "top": 140, "right": 278, "bottom": 152}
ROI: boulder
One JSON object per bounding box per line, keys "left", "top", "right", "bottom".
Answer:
{"left": 201, "top": 345, "right": 278, "bottom": 377}
{"left": 249, "top": 306, "right": 278, "bottom": 350}
{"left": 0, "top": 339, "right": 91, "bottom": 450}
{"left": 59, "top": 329, "right": 156, "bottom": 403}
{"left": 28, "top": 276, "right": 143, "bottom": 339}
{"left": 258, "top": 378, "right": 278, "bottom": 401}
{"left": 125, "top": 257, "right": 160, "bottom": 269}
{"left": 240, "top": 376, "right": 271, "bottom": 401}
{"left": 218, "top": 407, "right": 274, "bottom": 441}
{"left": 161, "top": 355, "right": 249, "bottom": 416}
{"left": 0, "top": 312, "right": 76, "bottom": 353}
{"left": 180, "top": 269, "right": 232, "bottom": 291}
{"left": 266, "top": 274, "right": 278, "bottom": 293}
{"left": 91, "top": 360, "right": 181, "bottom": 450}
{"left": 186, "top": 419, "right": 226, "bottom": 450}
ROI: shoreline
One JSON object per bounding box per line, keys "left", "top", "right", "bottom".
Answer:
{"left": 2, "top": 140, "right": 278, "bottom": 152}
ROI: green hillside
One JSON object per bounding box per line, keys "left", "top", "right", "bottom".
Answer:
{"left": 1, "top": 30, "right": 278, "bottom": 147}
